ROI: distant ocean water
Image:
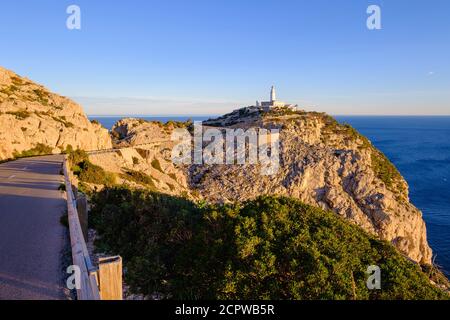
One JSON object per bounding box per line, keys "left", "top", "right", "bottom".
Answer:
{"left": 90, "top": 115, "right": 450, "bottom": 275}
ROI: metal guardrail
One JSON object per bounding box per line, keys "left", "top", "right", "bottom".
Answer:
{"left": 85, "top": 140, "right": 168, "bottom": 156}
{"left": 63, "top": 156, "right": 101, "bottom": 300}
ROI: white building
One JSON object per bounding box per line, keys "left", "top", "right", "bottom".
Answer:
{"left": 258, "top": 86, "right": 298, "bottom": 112}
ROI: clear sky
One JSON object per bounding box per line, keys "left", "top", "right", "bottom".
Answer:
{"left": 1, "top": 0, "right": 449, "bottom": 115}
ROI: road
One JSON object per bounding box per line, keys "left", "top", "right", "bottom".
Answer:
{"left": 0, "top": 155, "right": 68, "bottom": 300}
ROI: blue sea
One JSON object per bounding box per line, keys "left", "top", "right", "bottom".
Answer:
{"left": 91, "top": 115, "right": 450, "bottom": 275}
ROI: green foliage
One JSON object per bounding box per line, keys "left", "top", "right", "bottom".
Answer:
{"left": 0, "top": 84, "right": 19, "bottom": 96}
{"left": 89, "top": 189, "right": 449, "bottom": 300}
{"left": 61, "top": 144, "right": 74, "bottom": 154}
{"left": 6, "top": 110, "right": 31, "bottom": 120}
{"left": 68, "top": 149, "right": 115, "bottom": 186}
{"left": 321, "top": 119, "right": 405, "bottom": 198}
{"left": 371, "top": 150, "right": 403, "bottom": 191}
{"left": 68, "top": 149, "right": 88, "bottom": 167}
{"left": 77, "top": 160, "right": 116, "bottom": 186}
{"left": 32, "top": 89, "right": 50, "bottom": 105}
{"left": 120, "top": 170, "right": 157, "bottom": 189}
{"left": 52, "top": 116, "right": 74, "bottom": 128}
{"left": 13, "top": 143, "right": 53, "bottom": 158}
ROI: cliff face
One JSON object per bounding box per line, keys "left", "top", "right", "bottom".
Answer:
{"left": 107, "top": 109, "right": 433, "bottom": 265}
{"left": 0, "top": 67, "right": 112, "bottom": 160}
{"left": 194, "top": 109, "right": 433, "bottom": 264}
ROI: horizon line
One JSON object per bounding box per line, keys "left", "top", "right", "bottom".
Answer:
{"left": 87, "top": 114, "right": 450, "bottom": 117}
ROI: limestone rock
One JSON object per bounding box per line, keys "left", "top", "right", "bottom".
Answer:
{"left": 109, "top": 109, "right": 433, "bottom": 265}
{"left": 0, "top": 66, "right": 112, "bottom": 160}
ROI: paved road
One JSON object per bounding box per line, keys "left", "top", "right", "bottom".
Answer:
{"left": 0, "top": 155, "right": 67, "bottom": 300}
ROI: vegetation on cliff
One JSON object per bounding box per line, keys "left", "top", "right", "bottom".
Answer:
{"left": 68, "top": 149, "right": 116, "bottom": 186}
{"left": 89, "top": 186, "right": 448, "bottom": 300}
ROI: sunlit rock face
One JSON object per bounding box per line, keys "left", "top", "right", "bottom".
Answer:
{"left": 0, "top": 66, "right": 112, "bottom": 160}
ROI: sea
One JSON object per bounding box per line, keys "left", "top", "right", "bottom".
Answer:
{"left": 90, "top": 115, "right": 450, "bottom": 275}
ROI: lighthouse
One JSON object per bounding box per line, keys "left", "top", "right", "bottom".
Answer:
{"left": 259, "top": 86, "right": 298, "bottom": 112}
{"left": 270, "top": 86, "right": 277, "bottom": 102}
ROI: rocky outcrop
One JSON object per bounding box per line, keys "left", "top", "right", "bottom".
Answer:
{"left": 87, "top": 118, "right": 194, "bottom": 197}
{"left": 195, "top": 109, "right": 433, "bottom": 264}
{"left": 0, "top": 66, "right": 112, "bottom": 160}
{"left": 109, "top": 109, "right": 433, "bottom": 265}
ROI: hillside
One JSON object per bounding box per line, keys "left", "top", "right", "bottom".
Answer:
{"left": 0, "top": 66, "right": 112, "bottom": 160}
{"left": 89, "top": 188, "right": 449, "bottom": 300}
{"left": 91, "top": 108, "right": 433, "bottom": 265}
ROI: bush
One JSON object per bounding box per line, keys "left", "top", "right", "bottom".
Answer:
{"left": 13, "top": 143, "right": 53, "bottom": 158}
{"left": 120, "top": 170, "right": 156, "bottom": 189}
{"left": 89, "top": 189, "right": 449, "bottom": 300}
{"left": 68, "top": 149, "right": 88, "bottom": 167}
{"left": 6, "top": 110, "right": 31, "bottom": 120}
{"left": 68, "top": 149, "right": 115, "bottom": 186}
{"left": 77, "top": 160, "right": 116, "bottom": 186}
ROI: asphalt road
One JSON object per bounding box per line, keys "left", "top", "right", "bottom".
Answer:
{"left": 0, "top": 155, "right": 68, "bottom": 300}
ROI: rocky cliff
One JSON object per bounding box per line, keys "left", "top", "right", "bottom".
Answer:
{"left": 103, "top": 108, "right": 433, "bottom": 265}
{"left": 0, "top": 66, "right": 112, "bottom": 160}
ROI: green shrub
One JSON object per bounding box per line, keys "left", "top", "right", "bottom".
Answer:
{"left": 33, "top": 89, "right": 50, "bottom": 105}
{"left": 89, "top": 189, "right": 449, "bottom": 300}
{"left": 120, "top": 170, "right": 156, "bottom": 189}
{"left": 68, "top": 149, "right": 88, "bottom": 167}
{"left": 6, "top": 110, "right": 31, "bottom": 120}
{"left": 67, "top": 149, "right": 115, "bottom": 186}
{"left": 52, "top": 116, "right": 74, "bottom": 128}
{"left": 77, "top": 160, "right": 116, "bottom": 186}
{"left": 13, "top": 143, "right": 53, "bottom": 158}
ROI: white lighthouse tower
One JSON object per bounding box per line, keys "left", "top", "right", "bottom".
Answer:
{"left": 259, "top": 86, "right": 298, "bottom": 112}
{"left": 270, "top": 86, "right": 277, "bottom": 102}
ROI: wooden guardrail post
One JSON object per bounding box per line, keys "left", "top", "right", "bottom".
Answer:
{"left": 98, "top": 256, "right": 123, "bottom": 300}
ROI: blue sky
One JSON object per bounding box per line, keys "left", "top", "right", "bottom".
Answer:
{"left": 1, "top": 0, "right": 449, "bottom": 115}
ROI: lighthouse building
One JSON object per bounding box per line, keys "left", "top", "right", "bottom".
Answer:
{"left": 257, "top": 86, "right": 298, "bottom": 112}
